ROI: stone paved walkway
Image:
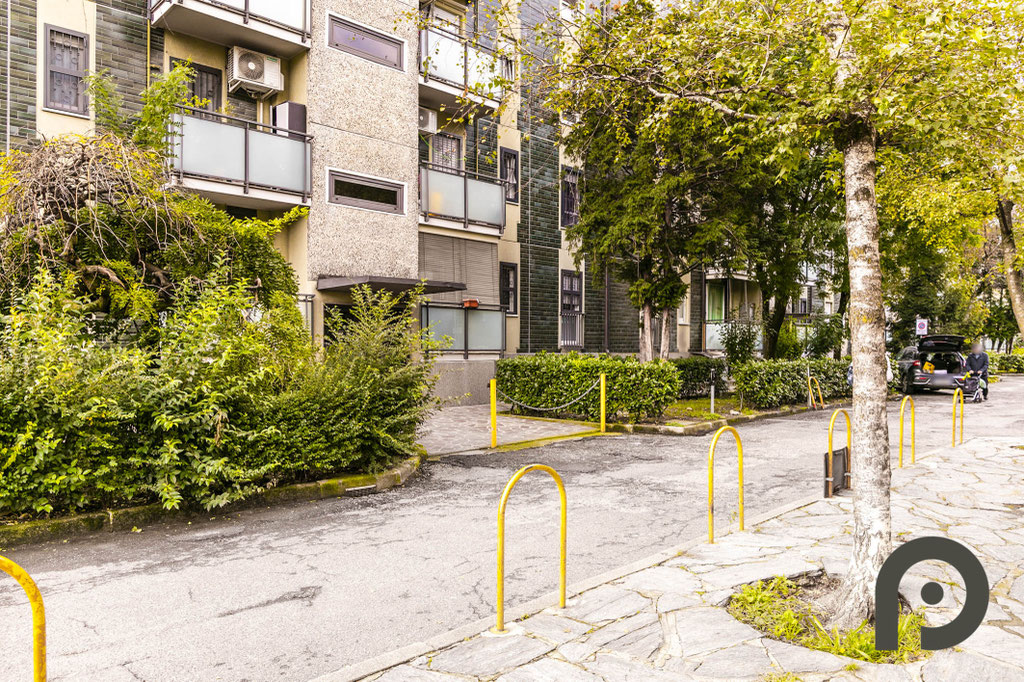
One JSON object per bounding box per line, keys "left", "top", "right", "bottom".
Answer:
{"left": 356, "top": 436, "right": 1024, "bottom": 681}
{"left": 417, "top": 405, "right": 596, "bottom": 455}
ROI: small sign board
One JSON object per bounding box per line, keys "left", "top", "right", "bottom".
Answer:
{"left": 824, "top": 447, "right": 850, "bottom": 498}
{"left": 915, "top": 318, "right": 929, "bottom": 336}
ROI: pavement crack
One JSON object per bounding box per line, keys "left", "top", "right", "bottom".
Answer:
{"left": 217, "top": 585, "right": 322, "bottom": 618}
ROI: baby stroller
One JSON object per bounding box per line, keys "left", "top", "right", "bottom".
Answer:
{"left": 962, "top": 372, "right": 984, "bottom": 403}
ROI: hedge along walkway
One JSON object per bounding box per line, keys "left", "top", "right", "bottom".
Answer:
{"left": 0, "top": 455, "right": 423, "bottom": 548}
{"left": 335, "top": 436, "right": 1024, "bottom": 682}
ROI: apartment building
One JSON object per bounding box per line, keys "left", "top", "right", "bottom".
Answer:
{"left": 0, "top": 0, "right": 657, "bottom": 400}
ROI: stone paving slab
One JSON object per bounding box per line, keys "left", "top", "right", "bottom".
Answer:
{"left": 417, "top": 405, "right": 596, "bottom": 455}
{"left": 357, "top": 436, "right": 1024, "bottom": 681}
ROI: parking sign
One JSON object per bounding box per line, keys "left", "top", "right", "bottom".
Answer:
{"left": 916, "top": 318, "right": 929, "bottom": 336}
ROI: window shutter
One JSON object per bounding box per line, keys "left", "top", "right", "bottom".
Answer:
{"left": 464, "top": 240, "right": 498, "bottom": 305}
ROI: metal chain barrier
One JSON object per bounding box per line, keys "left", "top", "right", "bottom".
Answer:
{"left": 494, "top": 376, "right": 603, "bottom": 414}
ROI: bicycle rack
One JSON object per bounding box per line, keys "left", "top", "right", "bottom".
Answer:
{"left": 0, "top": 554, "right": 46, "bottom": 681}
{"left": 707, "top": 426, "right": 744, "bottom": 544}
{"left": 826, "top": 409, "right": 852, "bottom": 498}
{"left": 492, "top": 464, "right": 567, "bottom": 633}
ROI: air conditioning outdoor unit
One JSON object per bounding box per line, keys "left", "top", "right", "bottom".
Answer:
{"left": 418, "top": 107, "right": 438, "bottom": 134}
{"left": 228, "top": 46, "right": 284, "bottom": 97}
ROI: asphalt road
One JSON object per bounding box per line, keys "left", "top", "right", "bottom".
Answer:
{"left": 2, "top": 378, "right": 1022, "bottom": 681}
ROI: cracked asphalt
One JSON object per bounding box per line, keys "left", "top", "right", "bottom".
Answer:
{"left": 1, "top": 378, "right": 1021, "bottom": 681}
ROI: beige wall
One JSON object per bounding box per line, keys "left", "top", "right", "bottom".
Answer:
{"left": 36, "top": 0, "right": 96, "bottom": 138}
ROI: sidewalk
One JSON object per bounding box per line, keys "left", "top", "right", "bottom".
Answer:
{"left": 417, "top": 404, "right": 597, "bottom": 455}
{"left": 346, "top": 436, "right": 1024, "bottom": 681}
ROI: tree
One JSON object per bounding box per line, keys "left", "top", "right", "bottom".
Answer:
{"left": 517, "top": 0, "right": 1024, "bottom": 625}
{"left": 0, "top": 66, "right": 302, "bottom": 329}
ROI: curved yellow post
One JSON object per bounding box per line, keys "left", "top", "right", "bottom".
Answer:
{"left": 493, "top": 464, "right": 567, "bottom": 633}
{"left": 490, "top": 379, "right": 498, "bottom": 448}
{"left": 827, "top": 409, "right": 852, "bottom": 497}
{"left": 811, "top": 377, "right": 824, "bottom": 409}
{"left": 899, "top": 396, "right": 916, "bottom": 467}
{"left": 952, "top": 388, "right": 964, "bottom": 447}
{"left": 707, "top": 426, "right": 744, "bottom": 544}
{"left": 0, "top": 555, "right": 46, "bottom": 681}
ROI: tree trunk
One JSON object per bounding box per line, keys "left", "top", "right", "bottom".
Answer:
{"left": 827, "top": 3, "right": 892, "bottom": 629}
{"left": 834, "top": 289, "right": 850, "bottom": 359}
{"left": 996, "top": 197, "right": 1024, "bottom": 340}
{"left": 638, "top": 303, "right": 654, "bottom": 362}
{"left": 659, "top": 307, "right": 672, "bottom": 360}
{"left": 763, "top": 297, "right": 789, "bottom": 358}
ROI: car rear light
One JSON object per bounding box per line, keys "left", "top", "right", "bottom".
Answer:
{"left": 912, "top": 360, "right": 921, "bottom": 367}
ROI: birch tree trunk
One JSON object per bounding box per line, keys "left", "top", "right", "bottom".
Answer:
{"left": 827, "top": 4, "right": 892, "bottom": 628}
{"left": 997, "top": 198, "right": 1024, "bottom": 340}
{"left": 659, "top": 307, "right": 672, "bottom": 360}
{"left": 638, "top": 304, "right": 654, "bottom": 362}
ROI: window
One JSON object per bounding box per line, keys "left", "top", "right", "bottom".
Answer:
{"left": 707, "top": 282, "right": 726, "bottom": 322}
{"left": 561, "top": 167, "right": 580, "bottom": 227}
{"left": 500, "top": 262, "right": 518, "bottom": 315}
{"left": 171, "top": 59, "right": 222, "bottom": 112}
{"left": 561, "top": 270, "right": 582, "bottom": 313}
{"left": 45, "top": 25, "right": 89, "bottom": 115}
{"left": 432, "top": 133, "right": 461, "bottom": 170}
{"left": 329, "top": 16, "right": 403, "bottom": 70}
{"left": 500, "top": 148, "right": 519, "bottom": 203}
{"left": 328, "top": 170, "right": 404, "bottom": 214}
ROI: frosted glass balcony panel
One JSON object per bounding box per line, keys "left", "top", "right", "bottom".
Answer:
{"left": 173, "top": 115, "right": 246, "bottom": 183}
{"left": 467, "top": 309, "right": 504, "bottom": 350}
{"left": 248, "top": 130, "right": 309, "bottom": 193}
{"left": 466, "top": 177, "right": 504, "bottom": 226}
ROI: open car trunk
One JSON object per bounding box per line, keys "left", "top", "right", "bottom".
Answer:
{"left": 918, "top": 335, "right": 964, "bottom": 354}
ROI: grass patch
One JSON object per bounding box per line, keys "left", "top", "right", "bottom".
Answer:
{"left": 663, "top": 393, "right": 759, "bottom": 422}
{"left": 728, "top": 576, "right": 930, "bottom": 665}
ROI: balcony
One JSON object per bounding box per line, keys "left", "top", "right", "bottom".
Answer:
{"left": 560, "top": 312, "right": 584, "bottom": 349}
{"left": 150, "top": 0, "right": 311, "bottom": 57}
{"left": 419, "top": 27, "right": 506, "bottom": 111}
{"left": 419, "top": 163, "right": 506, "bottom": 233}
{"left": 421, "top": 301, "right": 506, "bottom": 358}
{"left": 170, "top": 106, "right": 311, "bottom": 210}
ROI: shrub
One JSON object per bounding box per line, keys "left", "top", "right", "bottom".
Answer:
{"left": 774, "top": 320, "right": 805, "bottom": 360}
{"left": 992, "top": 352, "right": 1024, "bottom": 373}
{"left": 671, "top": 356, "right": 727, "bottom": 398}
{"left": 732, "top": 357, "right": 850, "bottom": 408}
{"left": 721, "top": 319, "right": 760, "bottom": 366}
{"left": 495, "top": 353, "right": 679, "bottom": 422}
{"left": 0, "top": 271, "right": 437, "bottom": 518}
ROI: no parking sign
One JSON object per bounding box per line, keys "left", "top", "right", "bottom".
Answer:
{"left": 916, "top": 318, "right": 929, "bottom": 336}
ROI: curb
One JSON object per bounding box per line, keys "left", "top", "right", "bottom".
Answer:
{"left": 607, "top": 401, "right": 853, "bottom": 437}
{"left": 312, "top": 491, "right": 826, "bottom": 682}
{"left": 0, "top": 455, "right": 424, "bottom": 548}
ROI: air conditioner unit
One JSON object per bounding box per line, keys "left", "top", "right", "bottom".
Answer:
{"left": 418, "top": 107, "right": 438, "bottom": 134}
{"left": 228, "top": 47, "right": 284, "bottom": 97}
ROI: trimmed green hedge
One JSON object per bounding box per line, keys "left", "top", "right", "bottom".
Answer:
{"left": 671, "top": 356, "right": 728, "bottom": 398}
{"left": 732, "top": 358, "right": 851, "bottom": 409}
{"left": 495, "top": 353, "right": 679, "bottom": 422}
{"left": 992, "top": 352, "right": 1024, "bottom": 373}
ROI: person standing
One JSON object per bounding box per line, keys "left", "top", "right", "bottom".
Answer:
{"left": 965, "top": 342, "right": 990, "bottom": 400}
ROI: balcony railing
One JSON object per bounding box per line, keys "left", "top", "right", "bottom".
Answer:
{"left": 170, "top": 106, "right": 311, "bottom": 203}
{"left": 421, "top": 301, "right": 506, "bottom": 358}
{"left": 560, "top": 312, "right": 585, "bottom": 349}
{"left": 419, "top": 163, "right": 506, "bottom": 230}
{"left": 150, "top": 0, "right": 311, "bottom": 56}
{"left": 704, "top": 319, "right": 763, "bottom": 352}
{"left": 419, "top": 27, "right": 505, "bottom": 102}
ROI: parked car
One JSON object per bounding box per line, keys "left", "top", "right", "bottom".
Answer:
{"left": 895, "top": 335, "right": 966, "bottom": 394}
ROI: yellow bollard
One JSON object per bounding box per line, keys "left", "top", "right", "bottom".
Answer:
{"left": 707, "top": 426, "right": 744, "bottom": 544}
{"left": 599, "top": 373, "right": 606, "bottom": 433}
{"left": 827, "top": 409, "right": 851, "bottom": 497}
{"left": 0, "top": 555, "right": 46, "bottom": 682}
{"left": 492, "top": 464, "right": 567, "bottom": 633}
{"left": 811, "top": 377, "right": 824, "bottom": 409}
{"left": 952, "top": 388, "right": 964, "bottom": 447}
{"left": 490, "top": 378, "right": 498, "bottom": 449}
{"left": 899, "top": 395, "right": 915, "bottom": 467}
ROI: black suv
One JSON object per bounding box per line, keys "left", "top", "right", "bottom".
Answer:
{"left": 895, "top": 335, "right": 966, "bottom": 394}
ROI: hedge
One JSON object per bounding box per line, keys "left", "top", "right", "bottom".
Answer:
{"left": 732, "top": 358, "right": 851, "bottom": 409}
{"left": 671, "top": 356, "right": 728, "bottom": 398}
{"left": 992, "top": 352, "right": 1024, "bottom": 374}
{"left": 495, "top": 353, "right": 679, "bottom": 422}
